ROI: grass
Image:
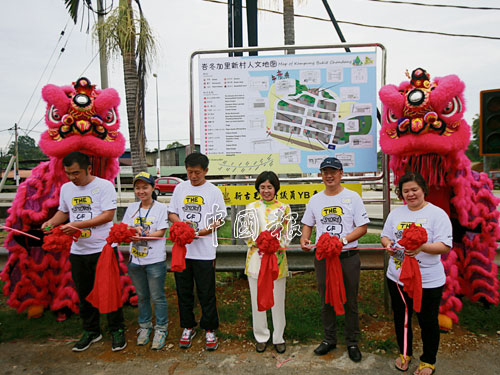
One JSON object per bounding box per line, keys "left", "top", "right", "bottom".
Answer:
{"left": 457, "top": 279, "right": 500, "bottom": 335}
{"left": 2, "top": 262, "right": 499, "bottom": 353}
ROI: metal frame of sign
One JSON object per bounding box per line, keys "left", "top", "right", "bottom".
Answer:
{"left": 189, "top": 43, "right": 390, "bottom": 219}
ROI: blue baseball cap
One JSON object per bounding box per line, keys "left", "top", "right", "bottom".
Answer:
{"left": 133, "top": 172, "right": 155, "bottom": 186}
{"left": 320, "top": 157, "right": 343, "bottom": 171}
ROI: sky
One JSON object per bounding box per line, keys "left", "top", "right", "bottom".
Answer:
{"left": 1, "top": 0, "right": 499, "bottom": 154}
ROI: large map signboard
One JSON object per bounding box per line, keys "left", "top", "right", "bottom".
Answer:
{"left": 197, "top": 52, "right": 377, "bottom": 175}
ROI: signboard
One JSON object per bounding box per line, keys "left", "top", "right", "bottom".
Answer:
{"left": 218, "top": 183, "right": 362, "bottom": 205}
{"left": 198, "top": 52, "right": 378, "bottom": 175}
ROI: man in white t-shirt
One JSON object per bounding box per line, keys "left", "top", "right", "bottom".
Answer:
{"left": 300, "top": 157, "right": 369, "bottom": 363}
{"left": 168, "top": 152, "right": 226, "bottom": 351}
{"left": 42, "top": 152, "right": 125, "bottom": 353}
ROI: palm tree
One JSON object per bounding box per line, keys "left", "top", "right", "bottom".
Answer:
{"left": 63, "top": 0, "right": 155, "bottom": 174}
{"left": 264, "top": 0, "right": 306, "bottom": 54}
{"left": 283, "top": 0, "right": 295, "bottom": 52}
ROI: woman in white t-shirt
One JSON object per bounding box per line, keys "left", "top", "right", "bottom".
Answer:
{"left": 123, "top": 172, "right": 169, "bottom": 350}
{"left": 381, "top": 172, "right": 452, "bottom": 375}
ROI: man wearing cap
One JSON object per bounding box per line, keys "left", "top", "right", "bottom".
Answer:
{"left": 300, "top": 157, "right": 369, "bottom": 362}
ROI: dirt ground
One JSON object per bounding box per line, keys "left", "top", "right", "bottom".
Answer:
{"left": 1, "top": 323, "right": 499, "bottom": 375}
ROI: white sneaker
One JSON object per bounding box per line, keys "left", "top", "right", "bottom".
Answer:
{"left": 151, "top": 329, "right": 168, "bottom": 350}
{"left": 136, "top": 327, "right": 152, "bottom": 346}
{"left": 179, "top": 328, "right": 196, "bottom": 349}
{"left": 205, "top": 330, "right": 218, "bottom": 351}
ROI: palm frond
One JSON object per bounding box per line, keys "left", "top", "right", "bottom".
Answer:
{"left": 64, "top": 0, "right": 81, "bottom": 23}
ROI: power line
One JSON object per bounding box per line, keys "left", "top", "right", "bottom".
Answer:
{"left": 365, "top": 0, "right": 500, "bottom": 11}
{"left": 15, "top": 19, "right": 71, "bottom": 130}
{"left": 202, "top": 0, "right": 500, "bottom": 40}
{"left": 25, "top": 24, "right": 76, "bottom": 136}
{"left": 335, "top": 19, "right": 500, "bottom": 40}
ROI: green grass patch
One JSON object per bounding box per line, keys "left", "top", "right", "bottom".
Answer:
{"left": 458, "top": 297, "right": 500, "bottom": 336}
{"left": 364, "top": 337, "right": 398, "bottom": 352}
{"left": 285, "top": 272, "right": 324, "bottom": 342}
{"left": 358, "top": 232, "right": 380, "bottom": 244}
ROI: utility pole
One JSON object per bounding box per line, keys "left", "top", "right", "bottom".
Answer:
{"left": 14, "top": 123, "right": 19, "bottom": 186}
{"left": 153, "top": 73, "right": 161, "bottom": 177}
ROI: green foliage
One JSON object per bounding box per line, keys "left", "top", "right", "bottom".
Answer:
{"left": 0, "top": 307, "right": 81, "bottom": 342}
{"left": 458, "top": 293, "right": 500, "bottom": 335}
{"left": 2, "top": 135, "right": 47, "bottom": 168}
{"left": 359, "top": 233, "right": 381, "bottom": 244}
{"left": 285, "top": 272, "right": 324, "bottom": 341}
{"left": 466, "top": 115, "right": 500, "bottom": 168}
{"left": 166, "top": 141, "right": 183, "bottom": 149}
{"left": 96, "top": 1, "right": 156, "bottom": 69}
{"left": 364, "top": 337, "right": 398, "bottom": 352}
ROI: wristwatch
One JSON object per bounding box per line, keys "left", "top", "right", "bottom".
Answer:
{"left": 341, "top": 237, "right": 348, "bottom": 246}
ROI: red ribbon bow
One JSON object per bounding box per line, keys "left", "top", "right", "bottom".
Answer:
{"left": 169, "top": 221, "right": 195, "bottom": 272}
{"left": 256, "top": 230, "right": 280, "bottom": 312}
{"left": 398, "top": 223, "right": 427, "bottom": 312}
{"left": 42, "top": 226, "right": 80, "bottom": 253}
{"left": 86, "top": 223, "right": 136, "bottom": 314}
{"left": 315, "top": 233, "right": 346, "bottom": 315}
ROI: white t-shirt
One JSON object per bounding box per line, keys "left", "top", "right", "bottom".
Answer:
{"left": 301, "top": 188, "right": 370, "bottom": 250}
{"left": 168, "top": 180, "right": 227, "bottom": 260}
{"left": 122, "top": 201, "right": 169, "bottom": 265}
{"left": 59, "top": 177, "right": 116, "bottom": 255}
{"left": 381, "top": 202, "right": 453, "bottom": 288}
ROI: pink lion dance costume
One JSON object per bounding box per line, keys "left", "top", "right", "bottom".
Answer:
{"left": 379, "top": 68, "right": 500, "bottom": 330}
{"left": 1, "top": 77, "right": 136, "bottom": 319}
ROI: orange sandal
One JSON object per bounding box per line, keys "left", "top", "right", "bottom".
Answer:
{"left": 395, "top": 354, "right": 411, "bottom": 371}
{"left": 414, "top": 361, "right": 435, "bottom": 375}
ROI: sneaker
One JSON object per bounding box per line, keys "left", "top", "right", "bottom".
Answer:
{"left": 111, "top": 329, "right": 127, "bottom": 352}
{"left": 179, "top": 328, "right": 196, "bottom": 349}
{"left": 136, "top": 327, "right": 152, "bottom": 346}
{"left": 205, "top": 330, "right": 218, "bottom": 351}
{"left": 151, "top": 329, "right": 168, "bottom": 350}
{"left": 72, "top": 331, "right": 102, "bottom": 352}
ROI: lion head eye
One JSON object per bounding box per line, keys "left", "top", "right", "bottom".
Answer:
{"left": 48, "top": 105, "right": 61, "bottom": 123}
{"left": 103, "top": 108, "right": 117, "bottom": 127}
{"left": 441, "top": 97, "right": 462, "bottom": 117}
{"left": 387, "top": 109, "right": 398, "bottom": 124}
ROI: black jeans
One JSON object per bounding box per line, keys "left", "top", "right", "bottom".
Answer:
{"left": 174, "top": 258, "right": 219, "bottom": 331}
{"left": 314, "top": 252, "right": 361, "bottom": 346}
{"left": 387, "top": 277, "right": 443, "bottom": 364}
{"left": 70, "top": 251, "right": 124, "bottom": 333}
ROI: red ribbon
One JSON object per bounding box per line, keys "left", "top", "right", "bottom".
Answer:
{"left": 169, "top": 221, "right": 195, "bottom": 272}
{"left": 42, "top": 226, "right": 80, "bottom": 252}
{"left": 398, "top": 223, "right": 427, "bottom": 313}
{"left": 315, "top": 233, "right": 346, "bottom": 315}
{"left": 256, "top": 230, "right": 280, "bottom": 312}
{"left": 87, "top": 223, "right": 136, "bottom": 313}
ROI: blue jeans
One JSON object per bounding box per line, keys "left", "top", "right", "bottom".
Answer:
{"left": 128, "top": 261, "right": 168, "bottom": 331}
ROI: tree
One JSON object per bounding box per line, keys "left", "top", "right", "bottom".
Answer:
{"left": 166, "top": 141, "right": 183, "bottom": 149}
{"left": 3, "top": 135, "right": 47, "bottom": 168}
{"left": 267, "top": 0, "right": 307, "bottom": 54}
{"left": 63, "top": 0, "right": 155, "bottom": 175}
{"left": 466, "top": 114, "right": 500, "bottom": 169}
{"left": 283, "top": 0, "right": 295, "bottom": 50}
{"left": 466, "top": 115, "right": 480, "bottom": 162}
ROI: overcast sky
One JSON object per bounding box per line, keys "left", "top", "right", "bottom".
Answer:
{"left": 1, "top": 0, "right": 499, "bottom": 153}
